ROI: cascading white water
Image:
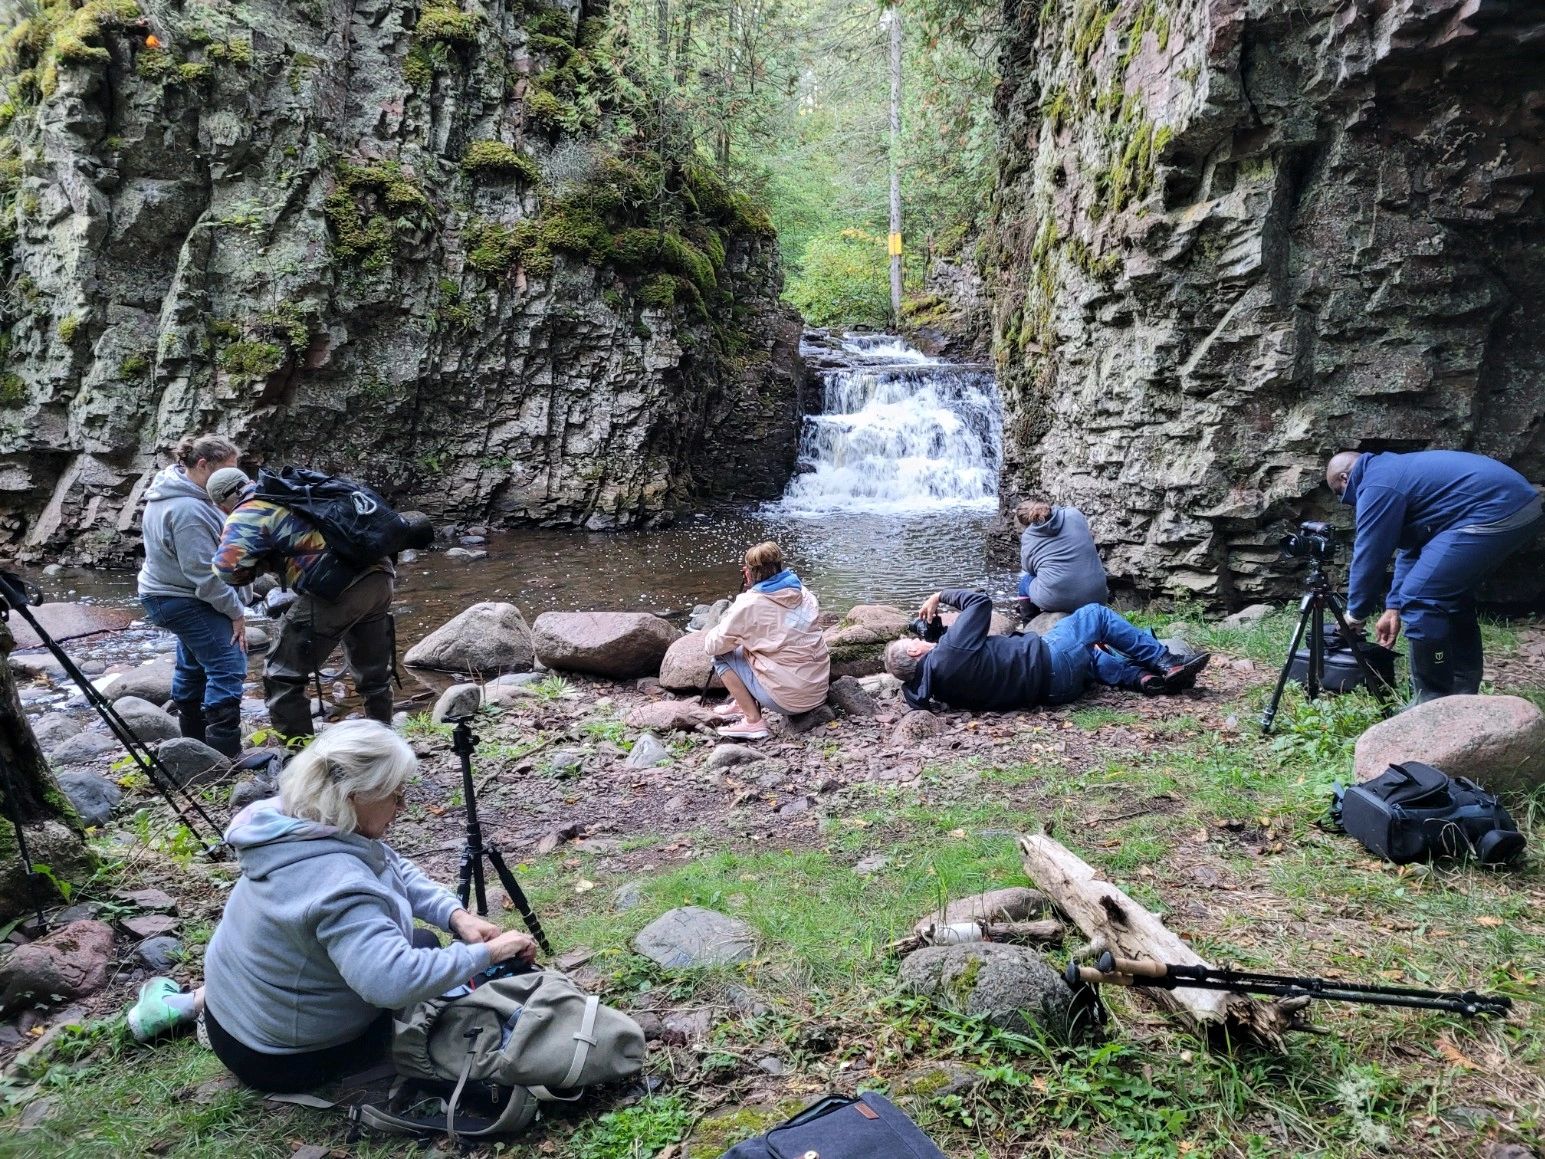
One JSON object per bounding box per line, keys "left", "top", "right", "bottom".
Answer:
{"left": 778, "top": 333, "right": 1001, "bottom": 515}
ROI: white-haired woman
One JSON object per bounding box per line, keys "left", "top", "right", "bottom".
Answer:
{"left": 126, "top": 720, "right": 536, "bottom": 1092}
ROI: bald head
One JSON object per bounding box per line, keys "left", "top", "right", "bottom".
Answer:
{"left": 1325, "top": 451, "right": 1361, "bottom": 497}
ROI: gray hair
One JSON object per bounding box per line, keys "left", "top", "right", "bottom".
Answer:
{"left": 885, "top": 639, "right": 923, "bottom": 684}
{"left": 279, "top": 720, "right": 417, "bottom": 833}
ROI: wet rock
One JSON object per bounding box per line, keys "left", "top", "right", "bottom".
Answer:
{"left": 532, "top": 612, "right": 681, "bottom": 679}
{"left": 431, "top": 682, "right": 483, "bottom": 723}
{"left": 445, "top": 547, "right": 489, "bottom": 561}
{"left": 625, "top": 733, "right": 672, "bottom": 768}
{"left": 783, "top": 704, "right": 835, "bottom": 735}
{"left": 0, "top": 920, "right": 115, "bottom": 1013}
{"left": 1354, "top": 695, "right": 1545, "bottom": 797}
{"left": 458, "top": 535, "right": 487, "bottom": 546}
{"left": 156, "top": 738, "right": 229, "bottom": 787}
{"left": 898, "top": 943, "right": 1072, "bottom": 1036}
{"left": 114, "top": 696, "right": 181, "bottom": 745}
{"left": 1026, "top": 611, "right": 1067, "bottom": 635}
{"left": 103, "top": 660, "right": 176, "bottom": 706}
{"left": 686, "top": 598, "right": 731, "bottom": 632}
{"left": 826, "top": 675, "right": 878, "bottom": 718}
{"left": 34, "top": 716, "right": 84, "bottom": 755}
{"left": 7, "top": 604, "right": 136, "bottom": 651}
{"left": 77, "top": 660, "right": 106, "bottom": 676}
{"left": 266, "top": 589, "right": 298, "bottom": 617}
{"left": 633, "top": 906, "right": 757, "bottom": 968}
{"left": 405, "top": 602, "right": 535, "bottom": 676}
{"left": 56, "top": 771, "right": 122, "bottom": 827}
{"left": 9, "top": 653, "right": 66, "bottom": 680}
{"left": 892, "top": 710, "right": 941, "bottom": 744}
{"left": 625, "top": 700, "right": 714, "bottom": 734}
{"left": 1221, "top": 604, "right": 1275, "bottom": 628}
{"left": 47, "top": 731, "right": 116, "bottom": 766}
{"left": 706, "top": 743, "right": 763, "bottom": 771}
{"left": 657, "top": 633, "right": 724, "bottom": 693}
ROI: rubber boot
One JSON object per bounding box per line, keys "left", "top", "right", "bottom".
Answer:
{"left": 173, "top": 698, "right": 206, "bottom": 745}
{"left": 361, "top": 685, "right": 394, "bottom": 726}
{"left": 1448, "top": 617, "right": 1485, "bottom": 696}
{"left": 1406, "top": 639, "right": 1453, "bottom": 707}
{"left": 204, "top": 698, "right": 244, "bottom": 758}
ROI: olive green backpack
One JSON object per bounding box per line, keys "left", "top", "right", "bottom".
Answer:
{"left": 353, "top": 968, "right": 646, "bottom": 1142}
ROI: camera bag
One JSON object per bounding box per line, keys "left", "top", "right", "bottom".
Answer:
{"left": 1331, "top": 761, "right": 1525, "bottom": 866}
{"left": 721, "top": 1092, "right": 948, "bottom": 1159}
{"left": 1288, "top": 626, "right": 1397, "bottom": 693}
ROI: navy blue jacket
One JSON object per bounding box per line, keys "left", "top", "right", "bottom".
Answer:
{"left": 1340, "top": 450, "right": 1537, "bottom": 619}
{"left": 903, "top": 589, "right": 1049, "bottom": 711}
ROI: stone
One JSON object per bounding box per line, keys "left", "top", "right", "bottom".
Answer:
{"left": 431, "top": 682, "right": 483, "bottom": 723}
{"left": 632, "top": 906, "right": 757, "bottom": 969}
{"left": 826, "top": 675, "right": 879, "bottom": 718}
{"left": 1026, "top": 611, "right": 1067, "bottom": 636}
{"left": 783, "top": 704, "right": 836, "bottom": 734}
{"left": 706, "top": 743, "right": 763, "bottom": 771}
{"left": 532, "top": 612, "right": 681, "bottom": 679}
{"left": 47, "top": 731, "right": 117, "bottom": 765}
{"left": 55, "top": 771, "right": 122, "bottom": 827}
{"left": 115, "top": 887, "right": 176, "bottom": 912}
{"left": 661, "top": 1008, "right": 712, "bottom": 1044}
{"left": 756, "top": 1056, "right": 786, "bottom": 1075}
{"left": 1354, "top": 695, "right": 1545, "bottom": 797}
{"left": 228, "top": 779, "right": 276, "bottom": 812}
{"left": 156, "top": 737, "right": 229, "bottom": 787}
{"left": 103, "top": 660, "right": 176, "bottom": 706}
{"left": 6, "top": 604, "right": 136, "bottom": 651}
{"left": 30, "top": 714, "right": 80, "bottom": 750}
{"left": 842, "top": 604, "right": 912, "bottom": 635}
{"left": 114, "top": 696, "right": 181, "bottom": 745}
{"left": 613, "top": 880, "right": 646, "bottom": 911}
{"left": 244, "top": 626, "right": 270, "bottom": 651}
{"left": 445, "top": 547, "right": 489, "bottom": 561}
{"left": 853, "top": 854, "right": 889, "bottom": 876}
{"left": 657, "top": 633, "right": 724, "bottom": 693}
{"left": 625, "top": 733, "right": 672, "bottom": 768}
{"left": 913, "top": 887, "right": 1048, "bottom": 937}
{"left": 898, "top": 943, "right": 1072, "bottom": 1036}
{"left": 0, "top": 920, "right": 115, "bottom": 1013}
{"left": 121, "top": 914, "right": 178, "bottom": 939}
{"left": 545, "top": 748, "right": 587, "bottom": 777}
{"left": 266, "top": 589, "right": 298, "bottom": 617}
{"left": 625, "top": 700, "right": 714, "bottom": 733}
{"left": 857, "top": 673, "right": 902, "bottom": 697}
{"left": 252, "top": 575, "right": 279, "bottom": 599}
{"left": 892, "top": 710, "right": 941, "bottom": 744}
{"left": 1221, "top": 604, "right": 1275, "bottom": 629}
{"left": 405, "top": 603, "right": 534, "bottom": 676}
{"left": 10, "top": 653, "right": 66, "bottom": 680}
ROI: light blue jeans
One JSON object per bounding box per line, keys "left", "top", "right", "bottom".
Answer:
{"left": 1040, "top": 604, "right": 1171, "bottom": 702}
{"left": 711, "top": 646, "right": 792, "bottom": 715}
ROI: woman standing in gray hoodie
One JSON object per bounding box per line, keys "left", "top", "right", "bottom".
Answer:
{"left": 1014, "top": 499, "right": 1110, "bottom": 623}
{"left": 136, "top": 435, "right": 249, "bottom": 756}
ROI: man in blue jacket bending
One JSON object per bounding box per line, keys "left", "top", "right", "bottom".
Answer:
{"left": 885, "top": 589, "right": 1209, "bottom": 711}
{"left": 1326, "top": 449, "right": 1543, "bottom": 703}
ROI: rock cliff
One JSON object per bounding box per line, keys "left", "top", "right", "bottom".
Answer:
{"left": 0, "top": 0, "right": 803, "bottom": 563}
{"left": 987, "top": 0, "right": 1545, "bottom": 603}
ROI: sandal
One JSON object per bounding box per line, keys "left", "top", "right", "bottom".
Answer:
{"left": 717, "top": 721, "right": 769, "bottom": 740}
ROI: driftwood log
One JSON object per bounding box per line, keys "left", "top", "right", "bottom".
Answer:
{"left": 1018, "top": 832, "right": 1293, "bottom": 1049}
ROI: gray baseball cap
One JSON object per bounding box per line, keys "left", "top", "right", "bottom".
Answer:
{"left": 206, "top": 466, "right": 252, "bottom": 506}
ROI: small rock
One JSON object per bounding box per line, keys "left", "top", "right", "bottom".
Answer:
{"left": 266, "top": 588, "right": 298, "bottom": 616}
{"left": 613, "top": 880, "right": 646, "bottom": 911}
{"left": 633, "top": 1012, "right": 665, "bottom": 1041}
{"left": 777, "top": 796, "right": 811, "bottom": 816}
{"left": 898, "top": 943, "right": 1072, "bottom": 1036}
{"left": 444, "top": 547, "right": 489, "bottom": 561}
{"left": 661, "top": 1008, "right": 712, "bottom": 1044}
{"left": 41, "top": 564, "right": 64, "bottom": 577}
{"left": 546, "top": 748, "right": 587, "bottom": 776}
{"left": 857, "top": 673, "right": 902, "bottom": 697}
{"left": 121, "top": 914, "right": 178, "bottom": 939}
{"left": 625, "top": 700, "right": 714, "bottom": 733}
{"left": 31, "top": 714, "right": 82, "bottom": 749}
{"left": 783, "top": 704, "right": 836, "bottom": 735}
{"left": 892, "top": 710, "right": 941, "bottom": 744}
{"left": 724, "top": 984, "right": 769, "bottom": 1016}
{"left": 756, "top": 1056, "right": 786, "bottom": 1076}
{"left": 1221, "top": 603, "right": 1274, "bottom": 629}
{"left": 658, "top": 633, "right": 724, "bottom": 693}
{"left": 458, "top": 535, "right": 487, "bottom": 546}
{"left": 0, "top": 920, "right": 115, "bottom": 1013}
{"left": 8, "top": 653, "right": 66, "bottom": 680}
{"left": 244, "top": 626, "right": 269, "bottom": 651}
{"left": 115, "top": 888, "right": 176, "bottom": 912}
{"left": 853, "top": 854, "right": 889, "bottom": 876}
{"left": 431, "top": 682, "right": 483, "bottom": 723}
{"left": 826, "top": 675, "right": 879, "bottom": 718}
{"left": 47, "top": 731, "right": 116, "bottom": 765}
{"left": 77, "top": 660, "right": 106, "bottom": 676}
{"left": 706, "top": 743, "right": 763, "bottom": 771}
{"left": 155, "top": 737, "right": 229, "bottom": 787}
{"left": 135, "top": 936, "right": 184, "bottom": 972}
{"left": 228, "top": 779, "right": 276, "bottom": 812}
{"left": 1026, "top": 611, "right": 1068, "bottom": 635}
{"left": 53, "top": 903, "right": 99, "bottom": 924}
{"left": 55, "top": 771, "right": 122, "bottom": 827}
{"left": 103, "top": 659, "right": 177, "bottom": 705}
{"left": 625, "top": 733, "right": 672, "bottom": 768}
{"left": 19, "top": 1097, "right": 56, "bottom": 1127}
{"left": 632, "top": 906, "right": 757, "bottom": 968}
{"left": 114, "top": 696, "right": 181, "bottom": 745}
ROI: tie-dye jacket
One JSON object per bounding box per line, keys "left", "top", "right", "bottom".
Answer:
{"left": 211, "top": 499, "right": 384, "bottom": 597}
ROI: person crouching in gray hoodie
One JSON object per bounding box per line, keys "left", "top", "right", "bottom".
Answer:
{"left": 125, "top": 720, "right": 538, "bottom": 1091}
{"left": 1014, "top": 499, "right": 1111, "bottom": 625}
{"left": 136, "top": 435, "right": 251, "bottom": 756}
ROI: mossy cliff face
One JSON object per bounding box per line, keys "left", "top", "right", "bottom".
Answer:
{"left": 986, "top": 0, "right": 1545, "bottom": 602}
{"left": 0, "top": 0, "right": 804, "bottom": 561}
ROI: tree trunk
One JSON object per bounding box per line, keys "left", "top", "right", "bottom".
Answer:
{"left": 887, "top": 3, "right": 903, "bottom": 324}
{"left": 0, "top": 616, "right": 95, "bottom": 921}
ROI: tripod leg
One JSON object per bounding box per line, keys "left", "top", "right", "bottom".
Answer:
{"left": 1308, "top": 599, "right": 1324, "bottom": 701}
{"left": 1325, "top": 594, "right": 1398, "bottom": 705}
{"left": 457, "top": 847, "right": 475, "bottom": 911}
{"left": 1260, "top": 598, "right": 1315, "bottom": 733}
{"left": 471, "top": 852, "right": 489, "bottom": 917}
{"left": 485, "top": 846, "right": 553, "bottom": 955}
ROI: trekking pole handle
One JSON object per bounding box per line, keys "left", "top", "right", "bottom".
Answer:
{"left": 1096, "top": 952, "right": 1171, "bottom": 979}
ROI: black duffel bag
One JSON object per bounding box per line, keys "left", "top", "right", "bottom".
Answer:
{"left": 722, "top": 1093, "right": 946, "bottom": 1159}
{"left": 1288, "top": 625, "right": 1397, "bottom": 693}
{"left": 1331, "top": 761, "right": 1525, "bottom": 866}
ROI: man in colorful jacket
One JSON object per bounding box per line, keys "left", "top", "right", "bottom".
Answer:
{"left": 1326, "top": 449, "right": 1543, "bottom": 703}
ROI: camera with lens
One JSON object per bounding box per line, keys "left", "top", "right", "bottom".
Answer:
{"left": 1279, "top": 520, "right": 1337, "bottom": 563}
{"left": 909, "top": 615, "right": 947, "bottom": 643}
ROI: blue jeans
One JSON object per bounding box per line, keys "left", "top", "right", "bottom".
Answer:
{"left": 1041, "top": 604, "right": 1170, "bottom": 702}
{"left": 140, "top": 595, "right": 247, "bottom": 707}
{"left": 1398, "top": 511, "right": 1544, "bottom": 644}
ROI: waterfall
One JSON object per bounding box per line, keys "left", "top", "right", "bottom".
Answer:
{"left": 777, "top": 333, "right": 1001, "bottom": 515}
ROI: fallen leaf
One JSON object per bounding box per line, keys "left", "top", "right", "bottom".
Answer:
{"left": 1475, "top": 916, "right": 1504, "bottom": 928}
{"left": 948, "top": 828, "right": 967, "bottom": 838}
{"left": 1436, "top": 1036, "right": 1479, "bottom": 1071}
{"left": 573, "top": 879, "right": 595, "bottom": 894}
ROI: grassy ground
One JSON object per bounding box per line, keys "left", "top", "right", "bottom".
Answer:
{"left": 2, "top": 612, "right": 1542, "bottom": 1158}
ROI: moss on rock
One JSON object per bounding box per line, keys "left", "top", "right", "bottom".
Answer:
{"left": 461, "top": 140, "right": 540, "bottom": 184}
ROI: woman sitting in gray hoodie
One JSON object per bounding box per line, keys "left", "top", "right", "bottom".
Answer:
{"left": 1014, "top": 499, "right": 1110, "bottom": 623}
{"left": 125, "top": 721, "right": 537, "bottom": 1092}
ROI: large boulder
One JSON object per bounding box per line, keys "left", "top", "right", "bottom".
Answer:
{"left": 826, "top": 675, "right": 878, "bottom": 718}
{"left": 47, "top": 731, "right": 116, "bottom": 766}
{"left": 114, "top": 697, "right": 181, "bottom": 745}
{"left": 1354, "top": 695, "right": 1545, "bottom": 797}
{"left": 405, "top": 603, "right": 534, "bottom": 676}
{"left": 0, "top": 920, "right": 116, "bottom": 1013}
{"left": 657, "top": 633, "right": 723, "bottom": 693}
{"left": 533, "top": 612, "right": 681, "bottom": 679}
{"left": 7, "top": 603, "right": 136, "bottom": 650}
{"left": 104, "top": 659, "right": 176, "bottom": 705}
{"left": 898, "top": 943, "right": 1073, "bottom": 1036}
{"left": 633, "top": 906, "right": 757, "bottom": 969}
{"left": 824, "top": 607, "right": 907, "bottom": 679}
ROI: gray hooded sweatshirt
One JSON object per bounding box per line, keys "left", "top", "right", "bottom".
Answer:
{"left": 1019, "top": 506, "right": 1110, "bottom": 611}
{"left": 203, "top": 798, "right": 489, "bottom": 1053}
{"left": 136, "top": 465, "right": 246, "bottom": 621}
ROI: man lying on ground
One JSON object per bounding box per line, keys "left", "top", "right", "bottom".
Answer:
{"left": 885, "top": 590, "right": 1209, "bottom": 712}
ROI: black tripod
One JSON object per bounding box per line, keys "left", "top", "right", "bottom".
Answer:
{"left": 448, "top": 716, "right": 552, "bottom": 954}
{"left": 1259, "top": 557, "right": 1396, "bottom": 733}
{"left": 0, "top": 748, "right": 48, "bottom": 932}
{"left": 0, "top": 570, "right": 225, "bottom": 853}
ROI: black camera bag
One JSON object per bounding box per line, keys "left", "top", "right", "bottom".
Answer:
{"left": 720, "top": 1093, "right": 946, "bottom": 1159}
{"left": 1288, "top": 626, "right": 1396, "bottom": 693}
{"left": 1332, "top": 761, "right": 1525, "bottom": 866}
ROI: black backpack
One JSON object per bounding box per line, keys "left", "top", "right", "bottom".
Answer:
{"left": 1331, "top": 761, "right": 1525, "bottom": 866}
{"left": 721, "top": 1093, "right": 946, "bottom": 1159}
{"left": 252, "top": 466, "right": 426, "bottom": 566}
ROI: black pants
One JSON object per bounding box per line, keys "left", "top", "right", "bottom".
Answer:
{"left": 206, "top": 928, "right": 440, "bottom": 1093}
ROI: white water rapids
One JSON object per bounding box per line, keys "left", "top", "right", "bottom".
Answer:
{"left": 776, "top": 333, "right": 1001, "bottom": 515}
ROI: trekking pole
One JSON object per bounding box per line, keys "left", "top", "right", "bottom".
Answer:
{"left": 1067, "top": 952, "right": 1513, "bottom": 1019}
{"left": 0, "top": 571, "right": 226, "bottom": 855}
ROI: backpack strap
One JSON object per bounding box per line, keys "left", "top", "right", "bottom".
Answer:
{"left": 528, "top": 995, "right": 600, "bottom": 1101}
